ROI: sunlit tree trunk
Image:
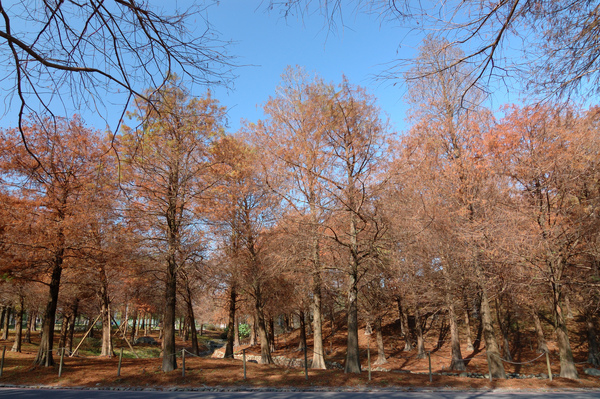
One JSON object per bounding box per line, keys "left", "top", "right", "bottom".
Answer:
{"left": 374, "top": 316, "right": 386, "bottom": 365}
{"left": 99, "top": 266, "right": 114, "bottom": 357}
{"left": 11, "top": 295, "right": 24, "bottom": 353}
{"left": 234, "top": 317, "right": 240, "bottom": 347}
{"left": 415, "top": 308, "right": 427, "bottom": 359}
{"left": 311, "top": 269, "right": 326, "bottom": 369}
{"left": 254, "top": 285, "right": 273, "bottom": 364}
{"left": 463, "top": 297, "right": 474, "bottom": 352}
{"left": 551, "top": 275, "right": 578, "bottom": 379}
{"left": 480, "top": 288, "right": 506, "bottom": 379}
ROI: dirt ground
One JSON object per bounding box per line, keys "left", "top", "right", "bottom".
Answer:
{"left": 0, "top": 324, "right": 599, "bottom": 391}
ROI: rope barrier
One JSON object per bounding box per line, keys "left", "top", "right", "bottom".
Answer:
{"left": 491, "top": 352, "right": 546, "bottom": 365}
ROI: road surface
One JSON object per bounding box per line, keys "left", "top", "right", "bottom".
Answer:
{"left": 0, "top": 388, "right": 599, "bottom": 399}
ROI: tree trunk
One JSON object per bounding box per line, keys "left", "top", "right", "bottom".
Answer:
{"left": 121, "top": 304, "right": 129, "bottom": 338}
{"left": 480, "top": 289, "right": 506, "bottom": 378}
{"left": 532, "top": 308, "right": 548, "bottom": 353}
{"left": 234, "top": 317, "right": 240, "bottom": 347}
{"left": 254, "top": 286, "right": 273, "bottom": 364}
{"left": 34, "top": 251, "right": 63, "bottom": 367}
{"left": 0, "top": 306, "right": 5, "bottom": 335}
{"left": 463, "top": 296, "right": 474, "bottom": 351}
{"left": 344, "top": 271, "right": 361, "bottom": 373}
{"left": 311, "top": 252, "right": 326, "bottom": 369}
{"left": 66, "top": 300, "right": 78, "bottom": 353}
{"left": 249, "top": 316, "right": 256, "bottom": 346}
{"left": 181, "top": 316, "right": 188, "bottom": 341}
{"left": 268, "top": 317, "right": 276, "bottom": 353}
{"left": 140, "top": 312, "right": 147, "bottom": 337}
{"left": 448, "top": 297, "right": 465, "bottom": 370}
{"left": 99, "top": 267, "right": 114, "bottom": 357}
{"left": 2, "top": 306, "right": 11, "bottom": 340}
{"left": 57, "top": 313, "right": 69, "bottom": 354}
{"left": 11, "top": 296, "right": 24, "bottom": 353}
{"left": 586, "top": 312, "right": 600, "bottom": 366}
{"left": 397, "top": 297, "right": 414, "bottom": 351}
{"left": 552, "top": 282, "right": 578, "bottom": 379}
{"left": 187, "top": 307, "right": 199, "bottom": 356}
{"left": 24, "top": 310, "right": 33, "bottom": 344}
{"left": 224, "top": 285, "right": 237, "bottom": 359}
{"left": 415, "top": 308, "right": 427, "bottom": 359}
{"left": 130, "top": 308, "right": 138, "bottom": 343}
{"left": 374, "top": 316, "right": 386, "bottom": 365}
{"left": 86, "top": 315, "right": 95, "bottom": 339}
{"left": 495, "top": 298, "right": 512, "bottom": 361}
{"left": 298, "top": 310, "right": 306, "bottom": 352}
{"left": 162, "top": 253, "right": 178, "bottom": 372}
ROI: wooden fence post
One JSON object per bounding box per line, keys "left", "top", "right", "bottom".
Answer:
{"left": 243, "top": 349, "right": 247, "bottom": 380}
{"left": 118, "top": 348, "right": 123, "bottom": 377}
{"left": 0, "top": 346, "right": 6, "bottom": 377}
{"left": 58, "top": 348, "right": 65, "bottom": 377}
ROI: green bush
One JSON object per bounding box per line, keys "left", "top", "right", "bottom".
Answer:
{"left": 221, "top": 324, "right": 250, "bottom": 340}
{"left": 238, "top": 323, "right": 250, "bottom": 339}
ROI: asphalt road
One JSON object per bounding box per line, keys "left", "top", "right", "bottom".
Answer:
{"left": 0, "top": 389, "right": 599, "bottom": 399}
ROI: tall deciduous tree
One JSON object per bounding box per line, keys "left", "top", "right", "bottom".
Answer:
{"left": 121, "top": 80, "right": 225, "bottom": 372}
{"left": 0, "top": 116, "right": 108, "bottom": 366}
{"left": 487, "top": 104, "right": 600, "bottom": 379}
{"left": 250, "top": 67, "right": 336, "bottom": 369}
{"left": 323, "top": 78, "right": 390, "bottom": 373}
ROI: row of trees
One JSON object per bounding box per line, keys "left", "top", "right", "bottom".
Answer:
{"left": 1, "top": 46, "right": 599, "bottom": 379}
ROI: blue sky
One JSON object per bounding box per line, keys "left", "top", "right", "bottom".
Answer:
{"left": 204, "top": 1, "right": 416, "bottom": 134}
{"left": 0, "top": 1, "right": 523, "bottom": 136}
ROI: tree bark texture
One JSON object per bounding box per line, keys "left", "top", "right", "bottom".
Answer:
{"left": 311, "top": 270, "right": 326, "bottom": 369}
{"left": 463, "top": 297, "right": 474, "bottom": 351}
{"left": 1, "top": 306, "right": 11, "bottom": 341}
{"left": 531, "top": 308, "right": 548, "bottom": 353}
{"left": 298, "top": 310, "right": 306, "bottom": 352}
{"left": 162, "top": 254, "right": 178, "bottom": 372}
{"left": 24, "top": 310, "right": 33, "bottom": 344}
{"left": 57, "top": 313, "right": 69, "bottom": 355}
{"left": 344, "top": 272, "right": 361, "bottom": 373}
{"left": 586, "top": 313, "right": 600, "bottom": 366}
{"left": 551, "top": 281, "right": 578, "bottom": 379}
{"left": 224, "top": 285, "right": 237, "bottom": 359}
{"left": 11, "top": 296, "right": 24, "bottom": 353}
{"left": 254, "top": 285, "right": 273, "bottom": 364}
{"left": 415, "top": 308, "right": 427, "bottom": 359}
{"left": 447, "top": 296, "right": 465, "bottom": 370}
{"left": 34, "top": 249, "right": 63, "bottom": 367}
{"left": 480, "top": 289, "right": 506, "bottom": 379}
{"left": 268, "top": 318, "right": 275, "bottom": 353}
{"left": 234, "top": 317, "right": 240, "bottom": 347}
{"left": 99, "top": 266, "right": 114, "bottom": 357}
{"left": 66, "top": 300, "right": 78, "bottom": 353}
{"left": 397, "top": 297, "right": 414, "bottom": 351}
{"left": 374, "top": 316, "right": 387, "bottom": 365}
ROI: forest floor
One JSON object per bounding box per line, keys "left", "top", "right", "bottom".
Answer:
{"left": 0, "top": 322, "right": 599, "bottom": 391}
